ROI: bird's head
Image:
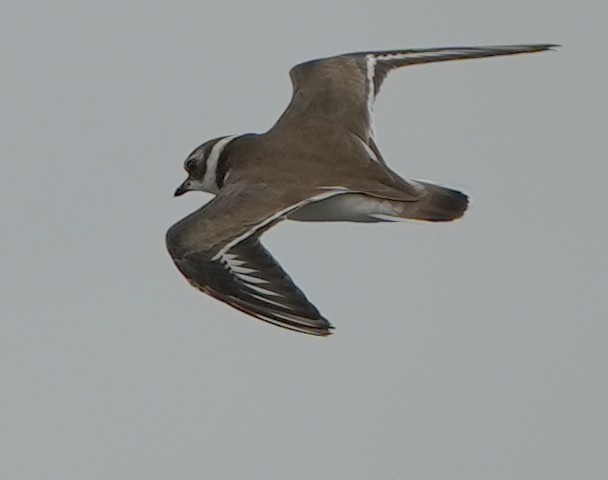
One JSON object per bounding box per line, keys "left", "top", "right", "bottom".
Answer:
{"left": 174, "top": 135, "right": 238, "bottom": 196}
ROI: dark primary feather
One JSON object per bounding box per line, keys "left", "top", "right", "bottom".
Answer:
{"left": 175, "top": 237, "right": 331, "bottom": 335}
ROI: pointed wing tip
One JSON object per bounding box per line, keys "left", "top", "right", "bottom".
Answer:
{"left": 280, "top": 316, "right": 335, "bottom": 337}
{"left": 311, "top": 322, "right": 335, "bottom": 337}
{"left": 451, "top": 43, "right": 560, "bottom": 54}
{"left": 216, "top": 289, "right": 335, "bottom": 337}
{"left": 259, "top": 315, "right": 334, "bottom": 337}
{"left": 521, "top": 43, "right": 561, "bottom": 51}
{"left": 269, "top": 312, "right": 335, "bottom": 337}
{"left": 482, "top": 43, "right": 559, "bottom": 55}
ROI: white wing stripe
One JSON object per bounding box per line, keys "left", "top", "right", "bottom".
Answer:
{"left": 365, "top": 54, "right": 377, "bottom": 140}
{"left": 372, "top": 46, "right": 549, "bottom": 62}
{"left": 233, "top": 272, "right": 270, "bottom": 285}
{"left": 222, "top": 253, "right": 248, "bottom": 268}
{"left": 244, "top": 283, "right": 283, "bottom": 297}
{"left": 229, "top": 265, "right": 257, "bottom": 275}
{"left": 247, "top": 292, "right": 295, "bottom": 310}
{"left": 212, "top": 190, "right": 347, "bottom": 261}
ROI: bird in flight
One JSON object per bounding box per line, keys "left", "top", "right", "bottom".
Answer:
{"left": 167, "top": 44, "right": 556, "bottom": 336}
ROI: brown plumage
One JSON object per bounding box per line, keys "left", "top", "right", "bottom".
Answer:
{"left": 167, "top": 44, "right": 557, "bottom": 335}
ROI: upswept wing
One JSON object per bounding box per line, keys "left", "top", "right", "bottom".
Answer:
{"left": 275, "top": 44, "right": 557, "bottom": 140}
{"left": 166, "top": 184, "right": 345, "bottom": 336}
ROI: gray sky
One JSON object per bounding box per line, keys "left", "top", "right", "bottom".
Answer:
{"left": 2, "top": 1, "right": 607, "bottom": 479}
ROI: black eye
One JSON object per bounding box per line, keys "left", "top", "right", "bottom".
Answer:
{"left": 185, "top": 159, "right": 196, "bottom": 172}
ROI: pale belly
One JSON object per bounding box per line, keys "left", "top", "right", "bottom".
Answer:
{"left": 288, "top": 192, "right": 405, "bottom": 222}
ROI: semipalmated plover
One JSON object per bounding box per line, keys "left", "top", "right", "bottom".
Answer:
{"left": 167, "top": 44, "right": 556, "bottom": 336}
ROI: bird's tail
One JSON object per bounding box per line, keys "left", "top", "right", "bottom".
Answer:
{"left": 374, "top": 181, "right": 469, "bottom": 222}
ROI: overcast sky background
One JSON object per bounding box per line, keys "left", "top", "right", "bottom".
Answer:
{"left": 2, "top": 1, "right": 607, "bottom": 479}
